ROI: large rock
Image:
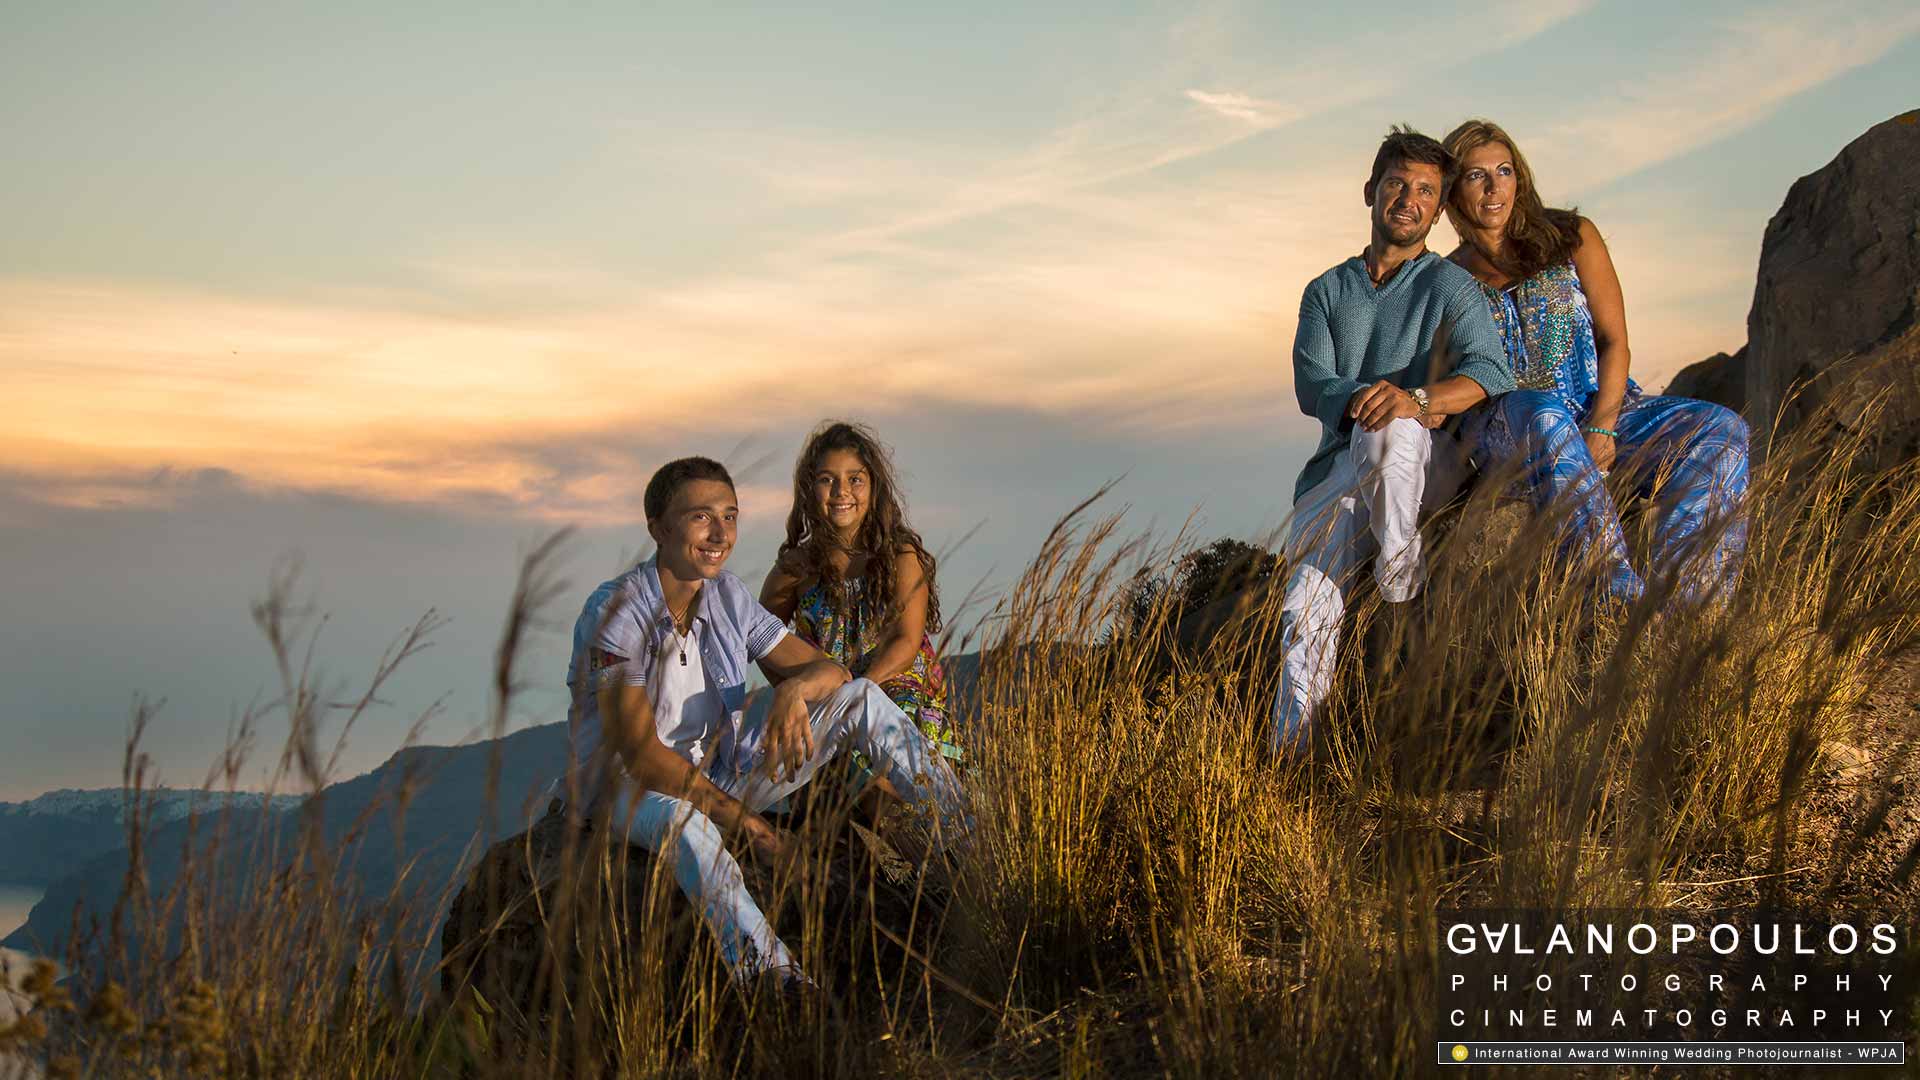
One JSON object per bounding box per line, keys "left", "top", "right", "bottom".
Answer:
{"left": 438, "top": 796, "right": 944, "bottom": 1065}
{"left": 1664, "top": 346, "right": 1748, "bottom": 412}
{"left": 1678, "top": 110, "right": 1920, "bottom": 448}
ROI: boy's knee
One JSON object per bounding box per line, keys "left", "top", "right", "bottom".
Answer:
{"left": 674, "top": 806, "right": 726, "bottom": 855}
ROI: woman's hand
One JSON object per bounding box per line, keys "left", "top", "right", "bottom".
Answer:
{"left": 1584, "top": 430, "right": 1617, "bottom": 472}
{"left": 1419, "top": 410, "right": 1449, "bottom": 430}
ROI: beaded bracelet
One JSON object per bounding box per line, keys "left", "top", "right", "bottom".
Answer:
{"left": 1582, "top": 425, "right": 1620, "bottom": 439}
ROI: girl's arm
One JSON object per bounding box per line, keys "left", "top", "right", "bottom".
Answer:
{"left": 860, "top": 550, "right": 933, "bottom": 686}
{"left": 758, "top": 550, "right": 804, "bottom": 623}
{"left": 756, "top": 552, "right": 805, "bottom": 687}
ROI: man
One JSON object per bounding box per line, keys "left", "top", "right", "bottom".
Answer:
{"left": 1272, "top": 126, "right": 1517, "bottom": 752}
{"left": 561, "top": 455, "right": 967, "bottom": 984}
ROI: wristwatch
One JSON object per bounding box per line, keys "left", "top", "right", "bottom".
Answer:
{"left": 1410, "top": 387, "right": 1430, "bottom": 416}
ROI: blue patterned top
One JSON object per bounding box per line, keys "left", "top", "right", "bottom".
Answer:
{"left": 1476, "top": 260, "right": 1639, "bottom": 420}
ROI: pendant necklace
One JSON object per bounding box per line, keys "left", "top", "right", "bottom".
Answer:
{"left": 667, "top": 597, "right": 695, "bottom": 665}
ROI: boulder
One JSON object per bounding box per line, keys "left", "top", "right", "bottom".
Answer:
{"left": 1663, "top": 346, "right": 1747, "bottom": 412}
{"left": 1679, "top": 109, "right": 1920, "bottom": 450}
{"left": 1745, "top": 109, "right": 1920, "bottom": 439}
{"left": 438, "top": 796, "right": 943, "bottom": 1064}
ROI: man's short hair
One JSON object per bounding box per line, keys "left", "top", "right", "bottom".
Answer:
{"left": 1366, "top": 125, "right": 1453, "bottom": 203}
{"left": 644, "top": 456, "right": 734, "bottom": 523}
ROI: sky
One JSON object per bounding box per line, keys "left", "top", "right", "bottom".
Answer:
{"left": 2, "top": 0, "right": 1916, "bottom": 800}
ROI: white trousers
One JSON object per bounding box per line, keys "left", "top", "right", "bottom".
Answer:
{"left": 602, "top": 678, "right": 968, "bottom": 982}
{"left": 1270, "top": 418, "right": 1468, "bottom": 752}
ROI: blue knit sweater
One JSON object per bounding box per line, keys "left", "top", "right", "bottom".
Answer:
{"left": 1291, "top": 251, "right": 1516, "bottom": 502}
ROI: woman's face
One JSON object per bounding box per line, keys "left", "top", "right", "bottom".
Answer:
{"left": 1455, "top": 141, "right": 1517, "bottom": 233}
{"left": 812, "top": 448, "right": 870, "bottom": 537}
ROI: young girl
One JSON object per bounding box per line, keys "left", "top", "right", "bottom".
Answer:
{"left": 760, "top": 422, "right": 963, "bottom": 781}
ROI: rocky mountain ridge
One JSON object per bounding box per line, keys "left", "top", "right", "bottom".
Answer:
{"left": 0, "top": 788, "right": 301, "bottom": 887}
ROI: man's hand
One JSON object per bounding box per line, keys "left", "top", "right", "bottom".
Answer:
{"left": 763, "top": 682, "right": 817, "bottom": 783}
{"left": 1349, "top": 380, "right": 1421, "bottom": 432}
{"left": 1419, "top": 410, "right": 1449, "bottom": 430}
{"left": 741, "top": 813, "right": 796, "bottom": 868}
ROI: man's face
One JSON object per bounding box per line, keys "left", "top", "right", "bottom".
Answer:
{"left": 648, "top": 478, "right": 737, "bottom": 582}
{"left": 1367, "top": 160, "right": 1446, "bottom": 248}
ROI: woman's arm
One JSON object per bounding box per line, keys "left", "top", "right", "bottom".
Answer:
{"left": 859, "top": 550, "right": 933, "bottom": 686}
{"left": 1572, "top": 217, "right": 1632, "bottom": 469}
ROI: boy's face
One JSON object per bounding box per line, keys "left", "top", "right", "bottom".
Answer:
{"left": 649, "top": 478, "right": 737, "bottom": 581}
{"left": 1368, "top": 159, "right": 1445, "bottom": 248}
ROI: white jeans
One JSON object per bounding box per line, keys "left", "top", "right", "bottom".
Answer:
{"left": 599, "top": 678, "right": 967, "bottom": 981}
{"left": 1271, "top": 418, "right": 1468, "bottom": 752}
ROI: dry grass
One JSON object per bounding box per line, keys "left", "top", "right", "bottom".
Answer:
{"left": 4, "top": 362, "right": 1919, "bottom": 1077}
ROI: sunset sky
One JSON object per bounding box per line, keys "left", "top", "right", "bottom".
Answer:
{"left": 3, "top": 1, "right": 1916, "bottom": 799}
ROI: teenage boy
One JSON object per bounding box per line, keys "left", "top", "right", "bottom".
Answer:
{"left": 1272, "top": 126, "right": 1516, "bottom": 751}
{"left": 561, "top": 455, "right": 967, "bottom": 983}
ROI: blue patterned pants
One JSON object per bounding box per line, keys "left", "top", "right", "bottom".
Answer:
{"left": 1472, "top": 390, "right": 1750, "bottom": 605}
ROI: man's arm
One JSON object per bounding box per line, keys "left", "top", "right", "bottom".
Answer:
{"left": 1438, "top": 279, "right": 1517, "bottom": 404}
{"left": 1378, "top": 283, "right": 1520, "bottom": 429}
{"left": 1350, "top": 371, "right": 1496, "bottom": 431}
{"left": 599, "top": 681, "right": 788, "bottom": 858}
{"left": 753, "top": 619, "right": 850, "bottom": 782}
{"left": 1293, "top": 284, "right": 1365, "bottom": 433}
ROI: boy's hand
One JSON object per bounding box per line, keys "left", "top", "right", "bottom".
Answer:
{"left": 763, "top": 682, "right": 816, "bottom": 782}
{"left": 741, "top": 814, "right": 796, "bottom": 867}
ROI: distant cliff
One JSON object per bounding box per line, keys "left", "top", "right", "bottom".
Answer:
{"left": 0, "top": 788, "right": 300, "bottom": 887}
{"left": 4, "top": 651, "right": 982, "bottom": 968}
{"left": 3, "top": 721, "right": 574, "bottom": 961}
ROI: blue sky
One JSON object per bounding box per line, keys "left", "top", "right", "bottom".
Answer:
{"left": 2, "top": 1, "right": 1916, "bottom": 799}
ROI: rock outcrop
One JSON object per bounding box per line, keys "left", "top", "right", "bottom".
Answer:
{"left": 1664, "top": 346, "right": 1747, "bottom": 412}
{"left": 438, "top": 795, "right": 948, "bottom": 1063}
{"left": 1671, "top": 109, "right": 1920, "bottom": 449}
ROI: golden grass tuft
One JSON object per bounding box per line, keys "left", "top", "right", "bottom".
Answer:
{"left": 8, "top": 358, "right": 1920, "bottom": 1077}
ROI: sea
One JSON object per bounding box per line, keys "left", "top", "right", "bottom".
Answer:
{"left": 0, "top": 885, "right": 43, "bottom": 942}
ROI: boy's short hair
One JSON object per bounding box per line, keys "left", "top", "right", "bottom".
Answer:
{"left": 1366, "top": 125, "right": 1454, "bottom": 202}
{"left": 643, "top": 456, "right": 734, "bottom": 523}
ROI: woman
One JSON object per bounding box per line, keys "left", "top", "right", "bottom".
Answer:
{"left": 760, "top": 421, "right": 963, "bottom": 787}
{"left": 1437, "top": 119, "right": 1750, "bottom": 605}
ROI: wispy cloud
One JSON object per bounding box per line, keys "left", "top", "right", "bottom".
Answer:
{"left": 1543, "top": 0, "right": 1920, "bottom": 191}
{"left": 1185, "top": 89, "right": 1294, "bottom": 125}
{"left": 7, "top": 0, "right": 1893, "bottom": 516}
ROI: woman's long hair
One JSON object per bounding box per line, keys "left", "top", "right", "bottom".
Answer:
{"left": 779, "top": 420, "right": 941, "bottom": 640}
{"left": 1441, "top": 118, "right": 1584, "bottom": 281}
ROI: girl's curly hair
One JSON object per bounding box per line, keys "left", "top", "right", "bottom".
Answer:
{"left": 778, "top": 420, "right": 940, "bottom": 638}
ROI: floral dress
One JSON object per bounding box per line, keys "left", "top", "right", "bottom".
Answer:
{"left": 792, "top": 575, "right": 963, "bottom": 764}
{"left": 1477, "top": 259, "right": 1641, "bottom": 415}
{"left": 1468, "top": 259, "right": 1750, "bottom": 605}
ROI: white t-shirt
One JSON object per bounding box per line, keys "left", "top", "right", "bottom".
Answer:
{"left": 648, "top": 621, "right": 727, "bottom": 766}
